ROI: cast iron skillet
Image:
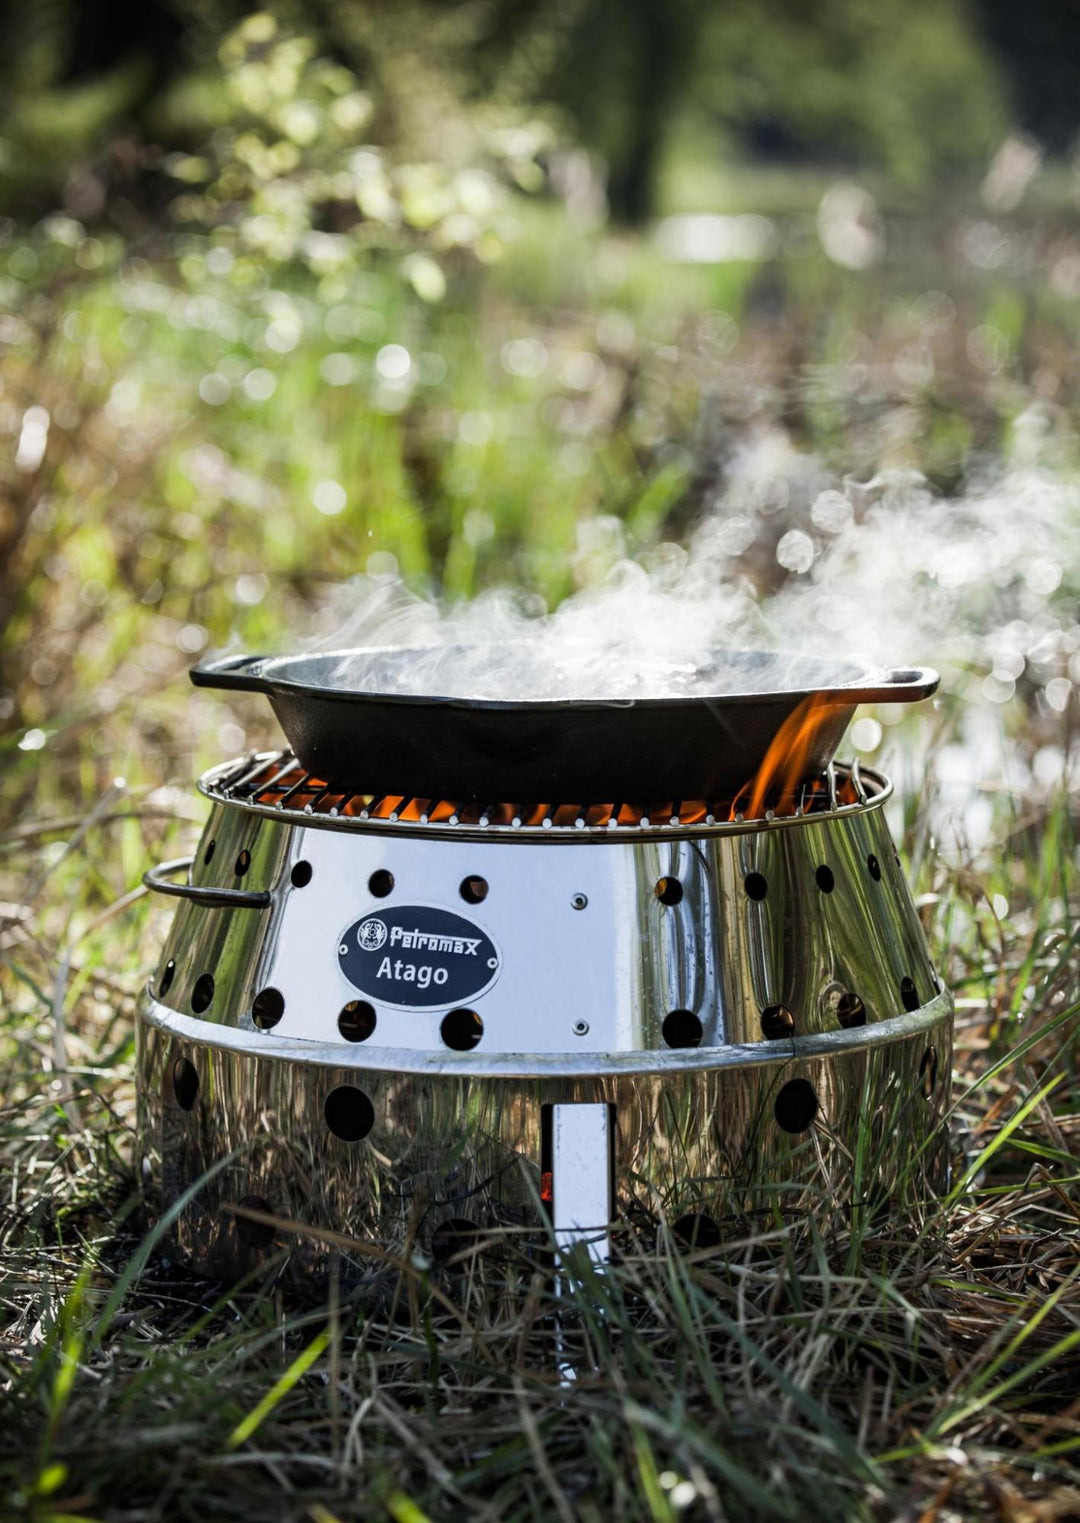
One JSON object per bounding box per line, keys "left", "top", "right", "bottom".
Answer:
{"left": 191, "top": 648, "right": 938, "bottom": 802}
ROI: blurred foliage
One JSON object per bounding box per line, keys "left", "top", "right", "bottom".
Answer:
{"left": 0, "top": 0, "right": 1043, "bottom": 226}
{"left": 683, "top": 0, "right": 1008, "bottom": 188}
{"left": 4, "top": 129, "right": 1080, "bottom": 773}
{"left": 1, "top": 0, "right": 1079, "bottom": 794}
{"left": 479, "top": 0, "right": 1009, "bottom": 218}
{"left": 163, "top": 13, "right": 550, "bottom": 274}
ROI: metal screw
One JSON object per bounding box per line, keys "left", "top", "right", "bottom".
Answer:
{"left": 571, "top": 893, "right": 588, "bottom": 910}
{"left": 573, "top": 1020, "right": 589, "bottom": 1036}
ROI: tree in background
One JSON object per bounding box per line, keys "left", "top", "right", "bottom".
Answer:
{"left": 474, "top": 0, "right": 1009, "bottom": 219}
{"left": 0, "top": 0, "right": 1077, "bottom": 225}
{"left": 975, "top": 0, "right": 1080, "bottom": 154}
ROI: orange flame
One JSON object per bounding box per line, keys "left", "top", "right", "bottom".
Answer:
{"left": 249, "top": 733, "right": 860, "bottom": 826}
{"left": 740, "top": 692, "right": 840, "bottom": 819}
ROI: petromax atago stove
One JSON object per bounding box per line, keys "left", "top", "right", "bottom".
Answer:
{"left": 136, "top": 647, "right": 952, "bottom": 1282}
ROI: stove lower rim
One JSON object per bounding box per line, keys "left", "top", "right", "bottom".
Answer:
{"left": 139, "top": 988, "right": 952, "bottom": 1081}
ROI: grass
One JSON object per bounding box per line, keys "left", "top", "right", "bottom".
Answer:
{"left": 2, "top": 982, "right": 1078, "bottom": 1520}
{"left": 2, "top": 174, "right": 1080, "bottom": 1519}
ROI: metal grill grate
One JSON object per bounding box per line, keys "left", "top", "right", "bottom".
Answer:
{"left": 198, "top": 751, "right": 883, "bottom": 837}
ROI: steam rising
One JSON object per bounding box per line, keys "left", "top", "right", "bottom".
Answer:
{"left": 310, "top": 418, "right": 1078, "bottom": 720}
{"left": 317, "top": 571, "right": 846, "bottom": 701}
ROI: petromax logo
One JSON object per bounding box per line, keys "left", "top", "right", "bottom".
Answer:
{"left": 356, "top": 917, "right": 388, "bottom": 952}
{"left": 338, "top": 904, "right": 501, "bottom": 1011}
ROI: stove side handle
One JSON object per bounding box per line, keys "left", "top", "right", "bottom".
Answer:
{"left": 143, "top": 856, "right": 272, "bottom": 909}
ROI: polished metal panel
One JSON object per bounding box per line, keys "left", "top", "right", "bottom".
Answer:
{"left": 136, "top": 755, "right": 953, "bottom": 1285}
{"left": 549, "top": 1103, "right": 614, "bottom": 1265}
{"left": 137, "top": 995, "right": 952, "bottom": 1284}
{"left": 148, "top": 763, "right": 938, "bottom": 1058}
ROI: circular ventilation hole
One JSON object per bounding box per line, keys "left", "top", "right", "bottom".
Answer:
{"left": 836, "top": 991, "right": 866, "bottom": 1029}
{"left": 234, "top": 1195, "right": 275, "bottom": 1250}
{"left": 662, "top": 1009, "right": 703, "bottom": 1048}
{"left": 867, "top": 854, "right": 881, "bottom": 882}
{"left": 170, "top": 1056, "right": 198, "bottom": 1111}
{"left": 900, "top": 976, "right": 920, "bottom": 1012}
{"left": 368, "top": 868, "right": 394, "bottom": 898}
{"left": 744, "top": 872, "right": 768, "bottom": 901}
{"left": 774, "top": 1078, "right": 819, "bottom": 1134}
{"left": 203, "top": 838, "right": 216, "bottom": 865}
{"left": 431, "top": 1217, "right": 479, "bottom": 1261}
{"left": 191, "top": 973, "right": 215, "bottom": 1014}
{"left": 252, "top": 987, "right": 284, "bottom": 1030}
{"left": 655, "top": 877, "right": 683, "bottom": 906}
{"left": 338, "top": 1000, "right": 377, "bottom": 1043}
{"left": 158, "top": 958, "right": 176, "bottom": 998}
{"left": 460, "top": 875, "right": 488, "bottom": 905}
{"left": 919, "top": 1046, "right": 938, "bottom": 1100}
{"left": 761, "top": 1003, "right": 794, "bottom": 1040}
{"left": 324, "top": 1085, "right": 375, "bottom": 1142}
{"left": 672, "top": 1213, "right": 721, "bottom": 1250}
{"left": 234, "top": 849, "right": 251, "bottom": 877}
{"left": 441, "top": 1008, "right": 483, "bottom": 1051}
{"left": 290, "top": 859, "right": 312, "bottom": 889}
{"left": 815, "top": 864, "right": 835, "bottom": 894}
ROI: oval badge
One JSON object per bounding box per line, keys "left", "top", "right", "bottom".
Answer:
{"left": 338, "top": 904, "right": 501, "bottom": 1011}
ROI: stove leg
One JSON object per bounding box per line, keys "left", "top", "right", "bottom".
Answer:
{"left": 548, "top": 1101, "right": 615, "bottom": 1266}
{"left": 545, "top": 1101, "right": 615, "bottom": 1382}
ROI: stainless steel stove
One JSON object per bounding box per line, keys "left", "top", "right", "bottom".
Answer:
{"left": 137, "top": 749, "right": 952, "bottom": 1284}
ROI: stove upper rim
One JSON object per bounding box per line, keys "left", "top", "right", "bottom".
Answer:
{"left": 194, "top": 753, "right": 894, "bottom": 843}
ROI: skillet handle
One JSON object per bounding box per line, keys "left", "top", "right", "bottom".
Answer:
{"left": 189, "top": 653, "right": 271, "bottom": 694}
{"left": 842, "top": 666, "right": 940, "bottom": 705}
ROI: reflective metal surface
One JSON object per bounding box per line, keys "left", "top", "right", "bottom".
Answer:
{"left": 150, "top": 761, "right": 938, "bottom": 1058}
{"left": 137, "top": 996, "right": 952, "bottom": 1284}
{"left": 198, "top": 749, "right": 891, "bottom": 841}
{"left": 548, "top": 1103, "right": 615, "bottom": 1265}
{"left": 136, "top": 754, "right": 953, "bottom": 1284}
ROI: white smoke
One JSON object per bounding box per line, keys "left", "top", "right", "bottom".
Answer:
{"left": 306, "top": 415, "right": 1078, "bottom": 727}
